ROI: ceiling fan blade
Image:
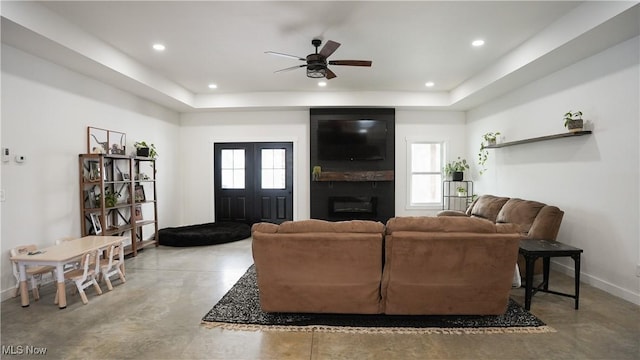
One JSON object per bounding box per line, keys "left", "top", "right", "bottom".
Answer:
{"left": 265, "top": 51, "right": 306, "bottom": 61}
{"left": 328, "top": 60, "right": 372, "bottom": 67}
{"left": 325, "top": 68, "right": 337, "bottom": 79}
{"left": 274, "top": 64, "right": 307, "bottom": 73}
{"left": 319, "top": 40, "right": 340, "bottom": 58}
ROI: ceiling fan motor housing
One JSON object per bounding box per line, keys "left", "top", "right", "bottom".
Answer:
{"left": 306, "top": 53, "right": 327, "bottom": 78}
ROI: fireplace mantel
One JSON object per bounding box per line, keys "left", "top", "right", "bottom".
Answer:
{"left": 314, "top": 170, "right": 394, "bottom": 182}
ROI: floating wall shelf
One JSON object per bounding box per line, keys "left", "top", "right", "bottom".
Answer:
{"left": 484, "top": 131, "right": 592, "bottom": 149}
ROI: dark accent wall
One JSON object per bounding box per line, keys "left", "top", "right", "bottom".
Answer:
{"left": 310, "top": 108, "right": 395, "bottom": 223}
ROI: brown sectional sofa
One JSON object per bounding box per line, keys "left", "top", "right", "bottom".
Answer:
{"left": 251, "top": 216, "right": 522, "bottom": 315}
{"left": 438, "top": 195, "right": 565, "bottom": 274}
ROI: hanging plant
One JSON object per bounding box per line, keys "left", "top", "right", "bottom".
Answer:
{"left": 478, "top": 132, "right": 500, "bottom": 175}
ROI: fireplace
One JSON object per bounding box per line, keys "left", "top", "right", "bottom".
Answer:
{"left": 329, "top": 196, "right": 377, "bottom": 219}
{"left": 310, "top": 108, "right": 395, "bottom": 223}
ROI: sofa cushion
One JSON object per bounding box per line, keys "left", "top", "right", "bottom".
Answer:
{"left": 469, "top": 195, "right": 509, "bottom": 222}
{"left": 251, "top": 222, "right": 279, "bottom": 234}
{"left": 386, "top": 216, "right": 499, "bottom": 234}
{"left": 276, "top": 219, "right": 384, "bottom": 234}
{"left": 496, "top": 198, "right": 545, "bottom": 234}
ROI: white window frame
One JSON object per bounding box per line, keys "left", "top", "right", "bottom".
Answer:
{"left": 406, "top": 139, "right": 445, "bottom": 209}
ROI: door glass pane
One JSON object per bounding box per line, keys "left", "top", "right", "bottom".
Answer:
{"left": 262, "top": 149, "right": 274, "bottom": 168}
{"left": 233, "top": 169, "right": 245, "bottom": 188}
{"left": 261, "top": 169, "right": 274, "bottom": 188}
{"left": 233, "top": 150, "right": 245, "bottom": 168}
{"left": 221, "top": 149, "right": 245, "bottom": 189}
{"left": 221, "top": 169, "right": 234, "bottom": 188}
{"left": 221, "top": 149, "right": 233, "bottom": 168}
{"left": 272, "top": 169, "right": 285, "bottom": 188}
{"left": 261, "top": 149, "right": 286, "bottom": 189}
{"left": 273, "top": 150, "right": 285, "bottom": 168}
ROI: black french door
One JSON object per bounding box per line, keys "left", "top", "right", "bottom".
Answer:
{"left": 214, "top": 142, "right": 293, "bottom": 225}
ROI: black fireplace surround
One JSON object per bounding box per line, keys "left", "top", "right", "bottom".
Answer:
{"left": 310, "top": 108, "right": 395, "bottom": 223}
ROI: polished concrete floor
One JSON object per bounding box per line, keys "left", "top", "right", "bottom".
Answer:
{"left": 2, "top": 238, "right": 639, "bottom": 360}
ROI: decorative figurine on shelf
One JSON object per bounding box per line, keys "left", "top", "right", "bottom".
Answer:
{"left": 312, "top": 166, "right": 322, "bottom": 181}
{"left": 110, "top": 143, "right": 125, "bottom": 155}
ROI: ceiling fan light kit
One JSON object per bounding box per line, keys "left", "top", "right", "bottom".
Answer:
{"left": 266, "top": 39, "right": 372, "bottom": 80}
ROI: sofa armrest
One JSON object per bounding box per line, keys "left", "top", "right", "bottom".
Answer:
{"left": 527, "top": 206, "right": 564, "bottom": 240}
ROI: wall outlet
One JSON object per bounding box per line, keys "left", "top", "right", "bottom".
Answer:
{"left": 0, "top": 189, "right": 5, "bottom": 202}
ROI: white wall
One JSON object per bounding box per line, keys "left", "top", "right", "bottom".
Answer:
{"left": 0, "top": 45, "right": 182, "bottom": 300}
{"left": 178, "top": 109, "right": 469, "bottom": 224}
{"left": 467, "top": 37, "right": 640, "bottom": 305}
{"left": 394, "top": 110, "right": 467, "bottom": 216}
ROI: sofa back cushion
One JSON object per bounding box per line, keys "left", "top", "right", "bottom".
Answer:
{"left": 496, "top": 198, "right": 545, "bottom": 234}
{"left": 469, "top": 195, "right": 509, "bottom": 222}
{"left": 386, "top": 216, "right": 508, "bottom": 234}
{"left": 275, "top": 219, "right": 384, "bottom": 234}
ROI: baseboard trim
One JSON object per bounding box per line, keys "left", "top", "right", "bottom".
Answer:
{"left": 552, "top": 261, "right": 640, "bottom": 306}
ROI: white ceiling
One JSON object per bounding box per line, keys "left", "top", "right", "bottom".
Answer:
{"left": 1, "top": 1, "right": 638, "bottom": 112}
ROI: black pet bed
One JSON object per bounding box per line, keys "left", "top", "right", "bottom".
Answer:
{"left": 158, "top": 222, "right": 251, "bottom": 247}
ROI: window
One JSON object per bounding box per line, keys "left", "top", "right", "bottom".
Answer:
{"left": 261, "top": 149, "right": 286, "bottom": 189}
{"left": 220, "top": 149, "right": 245, "bottom": 189}
{"left": 408, "top": 142, "right": 443, "bottom": 207}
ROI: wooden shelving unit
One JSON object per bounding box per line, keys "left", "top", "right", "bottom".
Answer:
{"left": 78, "top": 154, "right": 158, "bottom": 256}
{"left": 483, "top": 130, "right": 592, "bottom": 149}
{"left": 314, "top": 170, "right": 394, "bottom": 182}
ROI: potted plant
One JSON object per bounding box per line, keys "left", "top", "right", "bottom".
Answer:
{"left": 563, "top": 110, "right": 584, "bottom": 132}
{"left": 478, "top": 131, "right": 501, "bottom": 175}
{"left": 444, "top": 157, "right": 470, "bottom": 181}
{"left": 134, "top": 141, "right": 158, "bottom": 158}
{"left": 456, "top": 186, "right": 467, "bottom": 197}
{"left": 97, "top": 189, "right": 121, "bottom": 208}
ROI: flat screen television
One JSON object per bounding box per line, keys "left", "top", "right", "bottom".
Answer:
{"left": 317, "top": 119, "right": 387, "bottom": 161}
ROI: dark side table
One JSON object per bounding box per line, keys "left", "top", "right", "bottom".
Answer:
{"left": 519, "top": 239, "right": 584, "bottom": 311}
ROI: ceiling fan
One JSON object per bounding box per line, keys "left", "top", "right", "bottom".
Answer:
{"left": 265, "top": 39, "right": 372, "bottom": 80}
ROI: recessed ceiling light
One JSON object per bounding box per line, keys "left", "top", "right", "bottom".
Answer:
{"left": 472, "top": 39, "right": 485, "bottom": 47}
{"left": 208, "top": 83, "right": 218, "bottom": 89}
{"left": 425, "top": 81, "right": 435, "bottom": 87}
{"left": 152, "top": 43, "right": 166, "bottom": 51}
{"left": 318, "top": 81, "right": 327, "bottom": 87}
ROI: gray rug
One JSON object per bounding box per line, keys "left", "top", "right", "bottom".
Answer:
{"left": 202, "top": 265, "right": 554, "bottom": 334}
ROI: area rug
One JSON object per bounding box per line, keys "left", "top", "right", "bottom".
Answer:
{"left": 201, "top": 265, "right": 554, "bottom": 334}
